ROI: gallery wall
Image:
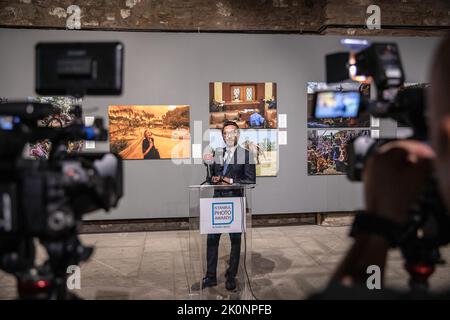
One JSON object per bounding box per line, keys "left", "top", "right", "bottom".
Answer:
{"left": 0, "top": 28, "right": 441, "bottom": 220}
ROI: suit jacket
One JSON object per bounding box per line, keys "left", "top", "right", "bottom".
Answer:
{"left": 211, "top": 145, "right": 256, "bottom": 197}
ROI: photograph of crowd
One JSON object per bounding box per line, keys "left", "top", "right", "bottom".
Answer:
{"left": 209, "top": 129, "right": 278, "bottom": 177}
{"left": 307, "top": 82, "right": 370, "bottom": 128}
{"left": 209, "top": 82, "right": 277, "bottom": 129}
{"left": 307, "top": 129, "right": 370, "bottom": 175}
{"left": 109, "top": 105, "right": 191, "bottom": 160}
{"left": 27, "top": 96, "right": 84, "bottom": 160}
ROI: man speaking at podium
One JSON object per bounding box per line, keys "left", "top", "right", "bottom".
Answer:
{"left": 203, "top": 120, "right": 256, "bottom": 291}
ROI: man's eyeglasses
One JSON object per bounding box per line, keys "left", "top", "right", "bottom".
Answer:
{"left": 223, "top": 131, "right": 238, "bottom": 138}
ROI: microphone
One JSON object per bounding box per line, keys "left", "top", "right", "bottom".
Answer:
{"left": 202, "top": 146, "right": 215, "bottom": 184}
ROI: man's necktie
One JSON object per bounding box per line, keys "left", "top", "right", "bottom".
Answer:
{"left": 222, "top": 149, "right": 232, "bottom": 175}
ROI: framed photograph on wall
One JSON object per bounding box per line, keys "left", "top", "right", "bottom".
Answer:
{"left": 307, "top": 129, "right": 370, "bottom": 175}
{"left": 209, "top": 82, "right": 277, "bottom": 129}
{"left": 109, "top": 105, "right": 191, "bottom": 160}
{"left": 209, "top": 129, "right": 278, "bottom": 177}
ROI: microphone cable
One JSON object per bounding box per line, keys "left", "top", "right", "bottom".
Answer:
{"left": 240, "top": 187, "right": 258, "bottom": 300}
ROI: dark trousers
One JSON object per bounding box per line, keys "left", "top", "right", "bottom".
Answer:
{"left": 206, "top": 232, "right": 241, "bottom": 279}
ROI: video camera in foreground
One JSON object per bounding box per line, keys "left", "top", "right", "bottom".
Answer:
{"left": 312, "top": 39, "right": 450, "bottom": 291}
{"left": 311, "top": 40, "right": 428, "bottom": 180}
{"left": 0, "top": 42, "right": 124, "bottom": 299}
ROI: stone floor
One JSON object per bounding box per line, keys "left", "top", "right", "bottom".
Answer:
{"left": 1, "top": 225, "right": 450, "bottom": 299}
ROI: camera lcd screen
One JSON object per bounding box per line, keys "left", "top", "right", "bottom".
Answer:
{"left": 0, "top": 116, "right": 20, "bottom": 130}
{"left": 314, "top": 91, "right": 360, "bottom": 118}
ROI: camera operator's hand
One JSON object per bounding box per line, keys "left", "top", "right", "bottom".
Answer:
{"left": 363, "top": 140, "right": 435, "bottom": 224}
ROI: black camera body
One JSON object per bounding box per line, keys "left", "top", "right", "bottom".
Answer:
{"left": 0, "top": 154, "right": 122, "bottom": 239}
{"left": 0, "top": 42, "right": 125, "bottom": 299}
{"left": 0, "top": 101, "right": 123, "bottom": 284}
{"left": 323, "top": 40, "right": 450, "bottom": 290}
{"left": 321, "top": 42, "right": 429, "bottom": 181}
{"left": 0, "top": 100, "right": 123, "bottom": 238}
{"left": 353, "top": 43, "right": 405, "bottom": 90}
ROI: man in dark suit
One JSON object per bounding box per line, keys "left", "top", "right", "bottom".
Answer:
{"left": 202, "top": 120, "right": 256, "bottom": 291}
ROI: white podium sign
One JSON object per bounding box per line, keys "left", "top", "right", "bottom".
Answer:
{"left": 199, "top": 197, "right": 246, "bottom": 234}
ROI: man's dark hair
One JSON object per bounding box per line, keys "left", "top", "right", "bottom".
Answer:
{"left": 221, "top": 120, "right": 240, "bottom": 135}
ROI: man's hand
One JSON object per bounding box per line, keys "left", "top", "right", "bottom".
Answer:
{"left": 211, "top": 176, "right": 233, "bottom": 185}
{"left": 221, "top": 177, "right": 232, "bottom": 184}
{"left": 363, "top": 140, "right": 435, "bottom": 224}
{"left": 211, "top": 176, "right": 221, "bottom": 184}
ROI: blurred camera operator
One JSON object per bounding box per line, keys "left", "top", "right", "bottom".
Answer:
{"left": 315, "top": 33, "right": 450, "bottom": 299}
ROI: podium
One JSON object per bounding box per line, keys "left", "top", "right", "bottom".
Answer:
{"left": 187, "top": 184, "right": 255, "bottom": 300}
